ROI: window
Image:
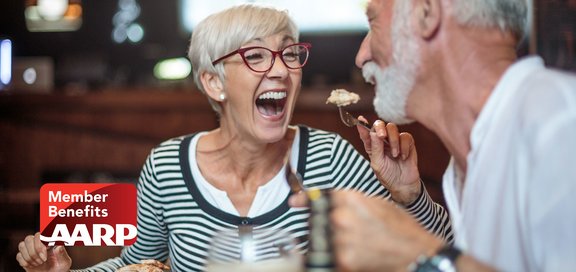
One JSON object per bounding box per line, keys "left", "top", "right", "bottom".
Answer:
{"left": 180, "top": 0, "right": 369, "bottom": 34}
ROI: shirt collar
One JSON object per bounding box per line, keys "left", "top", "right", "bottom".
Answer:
{"left": 468, "top": 56, "right": 544, "bottom": 161}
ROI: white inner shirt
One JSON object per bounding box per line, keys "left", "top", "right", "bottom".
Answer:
{"left": 189, "top": 128, "right": 300, "bottom": 217}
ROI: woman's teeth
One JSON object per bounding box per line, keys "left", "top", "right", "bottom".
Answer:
{"left": 258, "top": 91, "right": 286, "bottom": 100}
{"left": 256, "top": 91, "right": 287, "bottom": 117}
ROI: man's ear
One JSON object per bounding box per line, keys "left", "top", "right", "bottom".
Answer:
{"left": 415, "top": 0, "right": 441, "bottom": 39}
{"left": 200, "top": 71, "right": 225, "bottom": 101}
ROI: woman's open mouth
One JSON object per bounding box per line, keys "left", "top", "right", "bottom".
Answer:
{"left": 255, "top": 91, "right": 287, "bottom": 117}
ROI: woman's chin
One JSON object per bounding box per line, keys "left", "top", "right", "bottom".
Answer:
{"left": 256, "top": 125, "right": 288, "bottom": 144}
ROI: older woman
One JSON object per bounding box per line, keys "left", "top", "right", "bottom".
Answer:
{"left": 16, "top": 4, "right": 451, "bottom": 272}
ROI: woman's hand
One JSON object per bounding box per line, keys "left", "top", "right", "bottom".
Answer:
{"left": 357, "top": 116, "right": 421, "bottom": 206}
{"left": 16, "top": 232, "right": 72, "bottom": 272}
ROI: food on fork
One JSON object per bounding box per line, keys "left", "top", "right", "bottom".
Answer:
{"left": 325, "top": 88, "right": 360, "bottom": 107}
{"left": 116, "top": 259, "right": 170, "bottom": 272}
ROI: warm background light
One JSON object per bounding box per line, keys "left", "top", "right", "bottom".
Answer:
{"left": 37, "top": 0, "right": 69, "bottom": 21}
{"left": 25, "top": 0, "right": 82, "bottom": 32}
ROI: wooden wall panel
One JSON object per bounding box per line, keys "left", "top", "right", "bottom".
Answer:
{"left": 0, "top": 86, "right": 449, "bottom": 270}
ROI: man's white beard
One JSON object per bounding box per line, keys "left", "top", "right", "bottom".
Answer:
{"left": 361, "top": 0, "right": 420, "bottom": 125}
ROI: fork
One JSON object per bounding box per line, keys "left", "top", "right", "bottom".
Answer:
{"left": 338, "top": 107, "right": 371, "bottom": 130}
{"left": 338, "top": 107, "right": 390, "bottom": 145}
{"left": 285, "top": 159, "right": 326, "bottom": 202}
{"left": 284, "top": 158, "right": 306, "bottom": 195}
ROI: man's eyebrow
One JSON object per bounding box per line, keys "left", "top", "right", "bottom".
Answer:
{"left": 364, "top": 0, "right": 375, "bottom": 18}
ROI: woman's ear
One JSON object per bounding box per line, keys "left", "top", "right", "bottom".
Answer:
{"left": 200, "top": 71, "right": 226, "bottom": 101}
{"left": 415, "top": 0, "right": 441, "bottom": 39}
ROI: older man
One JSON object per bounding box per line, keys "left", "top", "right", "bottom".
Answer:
{"left": 330, "top": 0, "right": 576, "bottom": 271}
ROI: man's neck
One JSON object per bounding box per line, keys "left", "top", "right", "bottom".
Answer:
{"left": 410, "top": 25, "right": 518, "bottom": 175}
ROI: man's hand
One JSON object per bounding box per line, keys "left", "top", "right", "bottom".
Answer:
{"left": 331, "top": 190, "right": 443, "bottom": 271}
{"left": 16, "top": 232, "right": 72, "bottom": 272}
{"left": 357, "top": 116, "right": 421, "bottom": 205}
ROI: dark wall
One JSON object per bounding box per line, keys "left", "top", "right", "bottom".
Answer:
{"left": 537, "top": 0, "right": 576, "bottom": 71}
{"left": 300, "top": 33, "right": 366, "bottom": 86}
{"left": 0, "top": 0, "right": 190, "bottom": 87}
{"left": 0, "top": 0, "right": 366, "bottom": 89}
{"left": 0, "top": 86, "right": 450, "bottom": 271}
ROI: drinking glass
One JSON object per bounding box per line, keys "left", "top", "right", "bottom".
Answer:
{"left": 206, "top": 226, "right": 302, "bottom": 272}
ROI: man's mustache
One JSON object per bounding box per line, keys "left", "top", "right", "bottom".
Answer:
{"left": 362, "top": 61, "right": 380, "bottom": 85}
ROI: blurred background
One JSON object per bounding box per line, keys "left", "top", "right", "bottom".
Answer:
{"left": 0, "top": 0, "right": 574, "bottom": 271}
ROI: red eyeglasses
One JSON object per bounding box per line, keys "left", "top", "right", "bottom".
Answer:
{"left": 211, "top": 43, "right": 311, "bottom": 73}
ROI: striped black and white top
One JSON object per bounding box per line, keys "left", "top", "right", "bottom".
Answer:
{"left": 80, "top": 126, "right": 452, "bottom": 272}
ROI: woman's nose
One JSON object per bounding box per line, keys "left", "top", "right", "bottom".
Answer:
{"left": 267, "top": 54, "right": 289, "bottom": 78}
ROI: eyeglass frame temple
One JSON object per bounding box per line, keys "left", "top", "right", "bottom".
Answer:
{"left": 211, "top": 42, "right": 312, "bottom": 71}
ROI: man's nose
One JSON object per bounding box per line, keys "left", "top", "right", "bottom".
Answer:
{"left": 355, "top": 32, "right": 373, "bottom": 68}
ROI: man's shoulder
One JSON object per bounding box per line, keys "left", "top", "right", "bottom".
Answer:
{"left": 520, "top": 67, "right": 576, "bottom": 102}
{"left": 511, "top": 67, "right": 576, "bottom": 132}
{"left": 534, "top": 65, "right": 576, "bottom": 81}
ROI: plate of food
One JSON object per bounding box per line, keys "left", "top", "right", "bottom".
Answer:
{"left": 116, "top": 259, "right": 170, "bottom": 272}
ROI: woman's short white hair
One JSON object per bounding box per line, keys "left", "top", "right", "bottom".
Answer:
{"left": 451, "top": 0, "right": 530, "bottom": 40}
{"left": 187, "top": 4, "right": 299, "bottom": 114}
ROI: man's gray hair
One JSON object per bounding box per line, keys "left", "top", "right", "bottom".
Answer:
{"left": 452, "top": 0, "right": 531, "bottom": 40}
{"left": 187, "top": 4, "right": 299, "bottom": 114}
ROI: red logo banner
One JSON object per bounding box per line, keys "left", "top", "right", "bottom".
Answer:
{"left": 39, "top": 183, "right": 137, "bottom": 246}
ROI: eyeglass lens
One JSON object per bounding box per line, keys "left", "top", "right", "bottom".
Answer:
{"left": 242, "top": 44, "right": 309, "bottom": 72}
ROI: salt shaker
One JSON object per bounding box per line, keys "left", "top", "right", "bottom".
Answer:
{"left": 305, "top": 188, "right": 335, "bottom": 272}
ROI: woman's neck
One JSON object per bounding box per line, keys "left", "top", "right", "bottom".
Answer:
{"left": 195, "top": 126, "right": 295, "bottom": 216}
{"left": 196, "top": 126, "right": 295, "bottom": 189}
